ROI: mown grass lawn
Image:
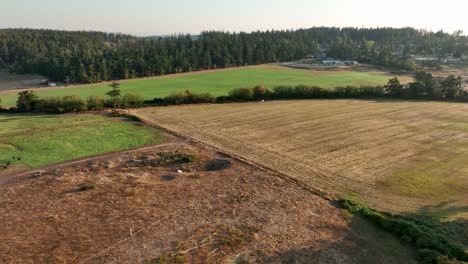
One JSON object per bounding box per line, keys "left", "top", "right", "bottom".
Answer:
{"left": 0, "top": 66, "right": 393, "bottom": 107}
{"left": 0, "top": 114, "right": 164, "bottom": 169}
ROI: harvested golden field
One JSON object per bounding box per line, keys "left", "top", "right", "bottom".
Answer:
{"left": 134, "top": 100, "right": 468, "bottom": 217}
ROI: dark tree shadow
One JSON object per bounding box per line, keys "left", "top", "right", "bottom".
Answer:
{"left": 255, "top": 215, "right": 417, "bottom": 264}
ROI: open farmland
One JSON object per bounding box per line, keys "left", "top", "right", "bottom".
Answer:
{"left": 134, "top": 100, "right": 468, "bottom": 218}
{"left": 0, "top": 114, "right": 164, "bottom": 175}
{"left": 0, "top": 66, "right": 407, "bottom": 107}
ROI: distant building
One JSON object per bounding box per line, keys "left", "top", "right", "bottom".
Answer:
{"left": 322, "top": 59, "right": 344, "bottom": 65}
{"left": 344, "top": 61, "right": 359, "bottom": 65}
{"left": 40, "top": 80, "right": 57, "bottom": 87}
{"left": 322, "top": 59, "right": 359, "bottom": 65}
{"left": 415, "top": 56, "right": 463, "bottom": 64}
{"left": 415, "top": 57, "right": 439, "bottom": 62}
{"left": 443, "top": 57, "right": 462, "bottom": 63}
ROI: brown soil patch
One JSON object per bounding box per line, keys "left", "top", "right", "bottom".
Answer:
{"left": 0, "top": 141, "right": 415, "bottom": 263}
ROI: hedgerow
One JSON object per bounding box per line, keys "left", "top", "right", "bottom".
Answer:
{"left": 339, "top": 194, "right": 468, "bottom": 264}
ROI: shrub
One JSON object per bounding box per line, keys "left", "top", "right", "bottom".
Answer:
{"left": 163, "top": 90, "right": 216, "bottom": 105}
{"left": 228, "top": 87, "right": 254, "bottom": 101}
{"left": 358, "top": 86, "right": 385, "bottom": 97}
{"left": 164, "top": 91, "right": 190, "bottom": 105}
{"left": 272, "top": 85, "right": 327, "bottom": 99}
{"left": 62, "top": 95, "right": 87, "bottom": 112}
{"left": 149, "top": 98, "right": 165, "bottom": 106}
{"left": 16, "top": 90, "right": 38, "bottom": 112}
{"left": 37, "top": 97, "right": 64, "bottom": 114}
{"left": 216, "top": 96, "right": 231, "bottom": 103}
{"left": 273, "top": 85, "right": 295, "bottom": 99}
{"left": 295, "top": 85, "right": 325, "bottom": 98}
{"left": 157, "top": 151, "right": 197, "bottom": 163}
{"left": 190, "top": 92, "right": 216, "bottom": 104}
{"left": 339, "top": 194, "right": 468, "bottom": 263}
{"left": 105, "top": 98, "right": 120, "bottom": 108}
{"left": 87, "top": 95, "right": 105, "bottom": 110}
{"left": 252, "top": 85, "right": 272, "bottom": 100}
{"left": 122, "top": 92, "right": 144, "bottom": 108}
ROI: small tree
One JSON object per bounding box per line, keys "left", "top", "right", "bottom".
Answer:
{"left": 441, "top": 75, "right": 463, "bottom": 99}
{"left": 384, "top": 77, "right": 403, "bottom": 97}
{"left": 106, "top": 82, "right": 121, "bottom": 110}
{"left": 414, "top": 71, "right": 435, "bottom": 96}
{"left": 408, "top": 82, "right": 426, "bottom": 98}
{"left": 16, "top": 90, "right": 38, "bottom": 112}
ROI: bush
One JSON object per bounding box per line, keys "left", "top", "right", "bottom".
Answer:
{"left": 163, "top": 90, "right": 216, "bottom": 105}
{"left": 16, "top": 90, "right": 39, "bottom": 112}
{"left": 157, "top": 151, "right": 197, "bottom": 163}
{"left": 272, "top": 85, "right": 325, "bottom": 99}
{"left": 149, "top": 98, "right": 165, "bottom": 106}
{"left": 252, "top": 85, "right": 272, "bottom": 100}
{"left": 62, "top": 95, "right": 87, "bottom": 112}
{"left": 122, "top": 92, "right": 144, "bottom": 108}
{"left": 87, "top": 95, "right": 105, "bottom": 110}
{"left": 272, "top": 85, "right": 295, "bottom": 99}
{"left": 190, "top": 92, "right": 216, "bottom": 104}
{"left": 163, "top": 91, "right": 190, "bottom": 105}
{"left": 37, "top": 97, "right": 64, "bottom": 114}
{"left": 216, "top": 96, "right": 231, "bottom": 103}
{"left": 339, "top": 194, "right": 468, "bottom": 263}
{"left": 228, "top": 87, "right": 254, "bottom": 101}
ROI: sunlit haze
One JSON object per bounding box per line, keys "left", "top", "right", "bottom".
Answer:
{"left": 2, "top": 0, "right": 467, "bottom": 35}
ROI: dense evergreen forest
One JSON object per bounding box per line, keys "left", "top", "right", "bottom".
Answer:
{"left": 0, "top": 28, "right": 466, "bottom": 83}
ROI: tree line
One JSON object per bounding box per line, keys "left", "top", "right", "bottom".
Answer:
{"left": 0, "top": 28, "right": 466, "bottom": 83}
{"left": 1, "top": 72, "right": 463, "bottom": 114}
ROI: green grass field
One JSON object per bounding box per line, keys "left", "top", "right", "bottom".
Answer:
{"left": 0, "top": 66, "right": 394, "bottom": 107}
{"left": 0, "top": 114, "right": 164, "bottom": 169}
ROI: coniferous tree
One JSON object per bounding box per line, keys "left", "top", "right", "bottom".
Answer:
{"left": 106, "top": 82, "right": 122, "bottom": 110}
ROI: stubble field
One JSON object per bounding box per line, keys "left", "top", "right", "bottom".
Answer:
{"left": 134, "top": 100, "right": 468, "bottom": 218}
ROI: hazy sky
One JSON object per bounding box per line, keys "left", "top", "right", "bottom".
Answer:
{"left": 2, "top": 0, "right": 467, "bottom": 36}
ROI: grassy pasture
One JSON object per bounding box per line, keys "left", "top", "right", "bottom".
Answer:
{"left": 134, "top": 100, "right": 468, "bottom": 218}
{"left": 0, "top": 114, "right": 164, "bottom": 170}
{"left": 0, "top": 66, "right": 399, "bottom": 107}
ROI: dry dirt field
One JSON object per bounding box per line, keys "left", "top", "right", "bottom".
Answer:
{"left": 134, "top": 100, "right": 468, "bottom": 217}
{"left": 0, "top": 138, "right": 416, "bottom": 263}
